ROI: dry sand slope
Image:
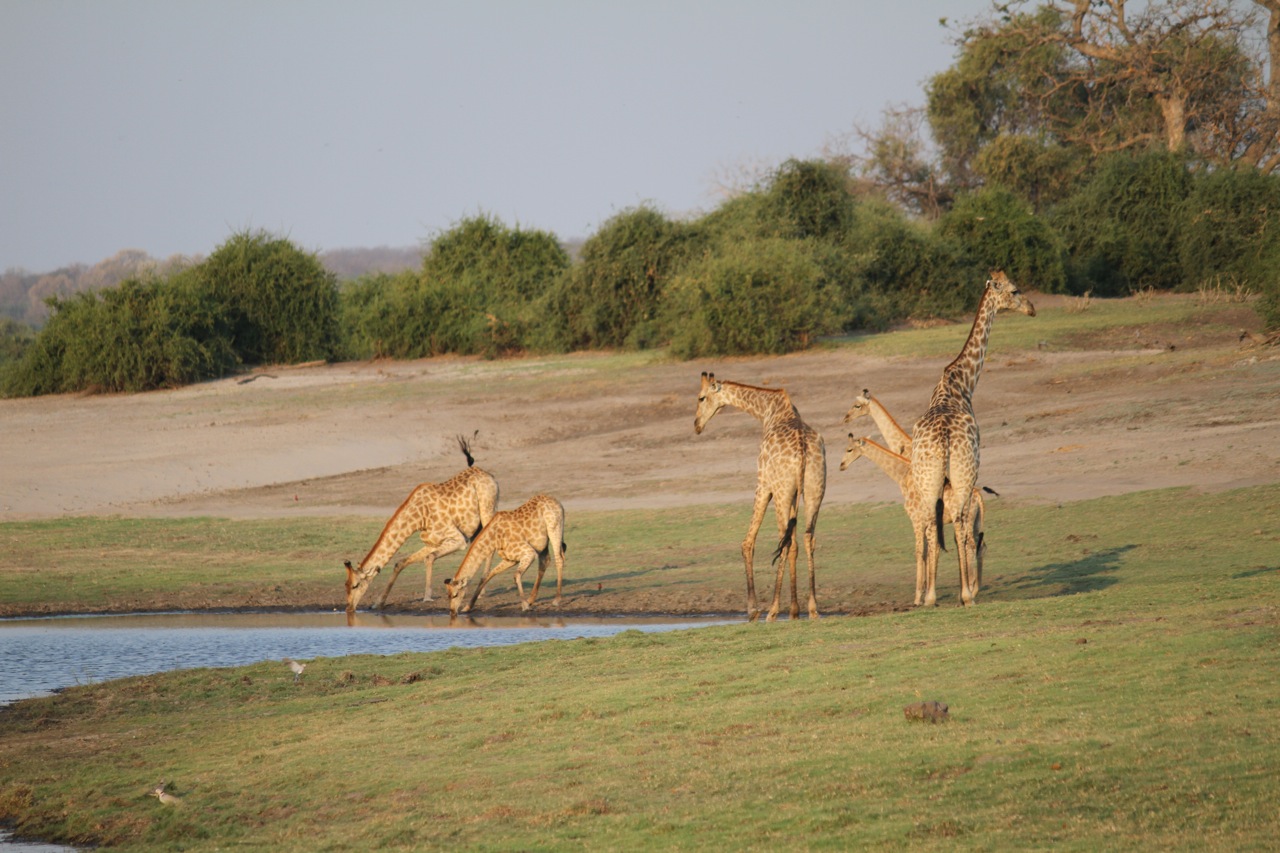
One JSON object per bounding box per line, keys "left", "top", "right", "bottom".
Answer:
{"left": 2, "top": 299, "right": 1278, "bottom": 524}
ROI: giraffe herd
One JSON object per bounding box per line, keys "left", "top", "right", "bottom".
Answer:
{"left": 343, "top": 272, "right": 1034, "bottom": 621}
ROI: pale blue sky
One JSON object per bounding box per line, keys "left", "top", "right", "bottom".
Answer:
{"left": 1, "top": 1, "right": 993, "bottom": 272}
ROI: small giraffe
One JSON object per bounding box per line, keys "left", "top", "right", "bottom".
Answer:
{"left": 442, "top": 493, "right": 566, "bottom": 616}
{"left": 911, "top": 271, "right": 1034, "bottom": 607}
{"left": 842, "top": 389, "right": 912, "bottom": 456}
{"left": 840, "top": 434, "right": 987, "bottom": 605}
{"left": 344, "top": 435, "right": 498, "bottom": 612}
{"left": 693, "top": 372, "right": 825, "bottom": 622}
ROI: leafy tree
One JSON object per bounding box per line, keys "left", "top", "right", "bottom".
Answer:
{"left": 1179, "top": 167, "right": 1280, "bottom": 290}
{"left": 1052, "top": 149, "right": 1192, "bottom": 294}
{"left": 938, "top": 187, "right": 1068, "bottom": 293}
{"left": 195, "top": 231, "right": 341, "bottom": 365}
{"left": 541, "top": 207, "right": 701, "bottom": 351}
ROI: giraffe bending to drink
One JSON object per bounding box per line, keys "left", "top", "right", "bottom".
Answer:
{"left": 840, "top": 434, "right": 987, "bottom": 605}
{"left": 344, "top": 436, "right": 498, "bottom": 612}
{"left": 443, "top": 493, "right": 566, "bottom": 616}
{"left": 693, "top": 372, "right": 825, "bottom": 622}
{"left": 910, "top": 272, "right": 1034, "bottom": 607}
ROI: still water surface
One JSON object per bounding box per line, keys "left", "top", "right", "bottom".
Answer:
{"left": 0, "top": 610, "right": 733, "bottom": 705}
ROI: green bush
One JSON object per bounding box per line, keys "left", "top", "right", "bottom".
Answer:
{"left": 1, "top": 276, "right": 235, "bottom": 396}
{"left": 194, "top": 230, "right": 341, "bottom": 365}
{"left": 663, "top": 238, "right": 842, "bottom": 358}
{"left": 540, "top": 207, "right": 702, "bottom": 351}
{"left": 1051, "top": 149, "right": 1192, "bottom": 295}
{"left": 938, "top": 187, "right": 1067, "bottom": 293}
{"left": 1179, "top": 168, "right": 1280, "bottom": 294}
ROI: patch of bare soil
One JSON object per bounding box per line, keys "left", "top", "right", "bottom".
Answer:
{"left": 2, "top": 295, "right": 1277, "bottom": 616}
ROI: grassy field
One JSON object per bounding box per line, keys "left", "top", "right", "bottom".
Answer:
{"left": 1, "top": 484, "right": 1278, "bottom": 849}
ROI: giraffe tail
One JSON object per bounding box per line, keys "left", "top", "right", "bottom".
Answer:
{"left": 934, "top": 497, "right": 947, "bottom": 552}
{"left": 772, "top": 516, "right": 797, "bottom": 565}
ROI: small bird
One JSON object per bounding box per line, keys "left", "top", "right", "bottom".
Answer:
{"left": 151, "top": 784, "right": 182, "bottom": 806}
{"left": 284, "top": 658, "right": 307, "bottom": 682}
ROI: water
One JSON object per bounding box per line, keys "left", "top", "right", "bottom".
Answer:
{"left": 0, "top": 610, "right": 732, "bottom": 705}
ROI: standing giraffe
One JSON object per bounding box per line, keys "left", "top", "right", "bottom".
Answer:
{"left": 910, "top": 271, "right": 1034, "bottom": 607}
{"left": 442, "top": 493, "right": 566, "bottom": 616}
{"left": 343, "top": 435, "right": 498, "bottom": 612}
{"left": 693, "top": 372, "right": 825, "bottom": 622}
{"left": 843, "top": 389, "right": 912, "bottom": 456}
{"left": 839, "top": 434, "right": 987, "bottom": 605}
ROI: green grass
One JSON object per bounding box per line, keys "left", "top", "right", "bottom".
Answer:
{"left": 1, "top": 485, "right": 1278, "bottom": 849}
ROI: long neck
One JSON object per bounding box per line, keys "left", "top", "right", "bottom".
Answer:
{"left": 933, "top": 293, "right": 998, "bottom": 406}
{"left": 360, "top": 493, "right": 422, "bottom": 571}
{"left": 857, "top": 438, "right": 912, "bottom": 495}
{"left": 451, "top": 527, "right": 498, "bottom": 586}
{"left": 869, "top": 397, "right": 912, "bottom": 454}
{"left": 720, "top": 382, "right": 793, "bottom": 427}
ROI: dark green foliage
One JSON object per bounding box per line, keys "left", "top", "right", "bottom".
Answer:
{"left": 194, "top": 230, "right": 341, "bottom": 364}
{"left": 1051, "top": 150, "right": 1192, "bottom": 295}
{"left": 763, "top": 158, "right": 857, "bottom": 240}
{"left": 664, "top": 239, "right": 842, "bottom": 358}
{"left": 541, "top": 207, "right": 702, "bottom": 351}
{"left": 1, "top": 277, "right": 235, "bottom": 396}
{"left": 1179, "top": 168, "right": 1280, "bottom": 293}
{"left": 939, "top": 187, "right": 1067, "bottom": 293}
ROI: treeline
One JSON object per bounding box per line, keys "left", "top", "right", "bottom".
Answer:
{"left": 2, "top": 150, "right": 1279, "bottom": 397}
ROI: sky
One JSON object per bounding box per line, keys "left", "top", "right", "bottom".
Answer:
{"left": 1, "top": 0, "right": 994, "bottom": 273}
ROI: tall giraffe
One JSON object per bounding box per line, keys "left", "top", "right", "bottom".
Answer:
{"left": 442, "top": 493, "right": 566, "bottom": 616}
{"left": 910, "top": 271, "right": 1034, "bottom": 606}
{"left": 693, "top": 372, "right": 825, "bottom": 622}
{"left": 343, "top": 436, "right": 498, "bottom": 612}
{"left": 839, "top": 434, "right": 987, "bottom": 605}
{"left": 842, "top": 389, "right": 912, "bottom": 456}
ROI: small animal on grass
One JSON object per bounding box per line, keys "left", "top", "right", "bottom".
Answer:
{"left": 442, "top": 494, "right": 566, "bottom": 616}
{"left": 284, "top": 658, "right": 307, "bottom": 682}
{"left": 903, "top": 701, "right": 949, "bottom": 723}
{"left": 150, "top": 783, "right": 182, "bottom": 806}
{"left": 693, "top": 372, "right": 825, "bottom": 622}
{"left": 344, "top": 433, "right": 498, "bottom": 612}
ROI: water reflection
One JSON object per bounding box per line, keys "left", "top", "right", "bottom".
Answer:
{"left": 0, "top": 611, "right": 732, "bottom": 706}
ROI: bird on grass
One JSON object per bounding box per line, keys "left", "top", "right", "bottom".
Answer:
{"left": 284, "top": 658, "right": 307, "bottom": 682}
{"left": 151, "top": 784, "right": 182, "bottom": 806}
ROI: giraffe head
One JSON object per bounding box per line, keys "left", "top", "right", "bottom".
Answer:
{"left": 693, "top": 371, "right": 725, "bottom": 434}
{"left": 842, "top": 389, "right": 872, "bottom": 425}
{"left": 839, "top": 434, "right": 867, "bottom": 471}
{"left": 344, "top": 560, "right": 377, "bottom": 612}
{"left": 986, "top": 271, "right": 1036, "bottom": 317}
{"left": 442, "top": 576, "right": 467, "bottom": 615}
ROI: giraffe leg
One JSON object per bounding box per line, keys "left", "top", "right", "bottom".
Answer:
{"left": 912, "top": 517, "right": 927, "bottom": 606}
{"left": 786, "top": 504, "right": 801, "bottom": 620}
{"left": 378, "top": 545, "right": 432, "bottom": 609}
{"left": 467, "top": 557, "right": 517, "bottom": 613}
{"left": 551, "top": 537, "right": 565, "bottom": 607}
{"left": 741, "top": 489, "right": 772, "bottom": 622}
{"left": 804, "top": 506, "right": 821, "bottom": 620}
{"left": 514, "top": 550, "right": 540, "bottom": 611}
{"left": 765, "top": 505, "right": 792, "bottom": 622}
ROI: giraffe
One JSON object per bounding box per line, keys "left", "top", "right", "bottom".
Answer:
{"left": 693, "top": 372, "right": 825, "bottom": 622}
{"left": 442, "top": 493, "right": 566, "bottom": 616}
{"left": 839, "top": 434, "right": 987, "bottom": 605}
{"left": 910, "top": 271, "right": 1034, "bottom": 607}
{"left": 842, "top": 389, "right": 912, "bottom": 456}
{"left": 343, "top": 435, "right": 498, "bottom": 612}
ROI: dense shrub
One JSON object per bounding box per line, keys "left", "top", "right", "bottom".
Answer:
{"left": 194, "top": 230, "right": 341, "bottom": 364}
{"left": 663, "top": 239, "right": 842, "bottom": 358}
{"left": 938, "top": 187, "right": 1067, "bottom": 293}
{"left": 1179, "top": 168, "right": 1280, "bottom": 293}
{"left": 1, "top": 276, "right": 235, "bottom": 396}
{"left": 540, "top": 207, "right": 702, "bottom": 351}
{"left": 1051, "top": 149, "right": 1192, "bottom": 295}
{"left": 764, "top": 158, "right": 857, "bottom": 240}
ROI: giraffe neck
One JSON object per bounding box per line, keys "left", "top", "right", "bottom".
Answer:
{"left": 932, "top": 291, "right": 998, "bottom": 406}
{"left": 452, "top": 528, "right": 498, "bottom": 586}
{"left": 868, "top": 397, "right": 911, "bottom": 453}
{"left": 857, "top": 438, "right": 912, "bottom": 495}
{"left": 359, "top": 493, "right": 424, "bottom": 572}
{"left": 719, "top": 381, "right": 794, "bottom": 428}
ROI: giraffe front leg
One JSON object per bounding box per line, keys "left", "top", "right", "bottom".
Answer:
{"left": 468, "top": 558, "right": 515, "bottom": 613}
{"left": 765, "top": 507, "right": 792, "bottom": 623}
{"left": 378, "top": 547, "right": 428, "bottom": 610}
{"left": 513, "top": 551, "right": 539, "bottom": 611}
{"left": 742, "top": 491, "right": 771, "bottom": 622}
